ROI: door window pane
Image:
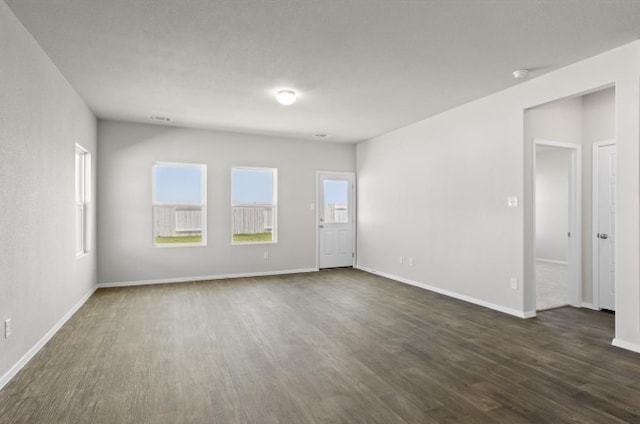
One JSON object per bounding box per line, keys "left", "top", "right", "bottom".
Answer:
{"left": 324, "top": 180, "right": 349, "bottom": 224}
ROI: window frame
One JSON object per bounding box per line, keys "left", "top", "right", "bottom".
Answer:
{"left": 152, "top": 161, "right": 207, "bottom": 248}
{"left": 75, "top": 144, "right": 90, "bottom": 257}
{"left": 231, "top": 166, "right": 278, "bottom": 245}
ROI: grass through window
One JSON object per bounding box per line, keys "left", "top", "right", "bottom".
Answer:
{"left": 156, "top": 235, "right": 203, "bottom": 244}
{"left": 233, "top": 233, "right": 273, "bottom": 243}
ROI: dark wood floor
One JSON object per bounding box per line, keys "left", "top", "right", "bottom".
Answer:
{"left": 1, "top": 269, "right": 639, "bottom": 423}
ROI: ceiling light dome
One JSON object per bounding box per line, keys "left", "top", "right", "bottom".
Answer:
{"left": 276, "top": 89, "right": 296, "bottom": 105}
{"left": 512, "top": 69, "right": 529, "bottom": 80}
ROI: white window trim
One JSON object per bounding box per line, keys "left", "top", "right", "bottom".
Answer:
{"left": 152, "top": 161, "right": 207, "bottom": 248}
{"left": 75, "top": 144, "right": 90, "bottom": 257}
{"left": 231, "top": 166, "right": 278, "bottom": 245}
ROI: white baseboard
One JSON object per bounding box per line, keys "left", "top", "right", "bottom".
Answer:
{"left": 536, "top": 258, "right": 569, "bottom": 265}
{"left": 581, "top": 302, "right": 598, "bottom": 310}
{"left": 355, "top": 265, "right": 530, "bottom": 319}
{"left": 612, "top": 338, "right": 640, "bottom": 354}
{"left": 0, "top": 285, "right": 97, "bottom": 391}
{"left": 98, "top": 268, "right": 319, "bottom": 288}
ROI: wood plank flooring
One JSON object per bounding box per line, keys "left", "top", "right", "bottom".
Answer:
{"left": 1, "top": 268, "right": 639, "bottom": 423}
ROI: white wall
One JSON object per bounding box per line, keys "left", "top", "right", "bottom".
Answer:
{"left": 535, "top": 148, "right": 571, "bottom": 262}
{"left": 357, "top": 41, "right": 640, "bottom": 352}
{"left": 583, "top": 88, "right": 616, "bottom": 143}
{"left": 97, "top": 120, "right": 356, "bottom": 284}
{"left": 0, "top": 2, "right": 97, "bottom": 384}
{"left": 357, "top": 100, "right": 525, "bottom": 315}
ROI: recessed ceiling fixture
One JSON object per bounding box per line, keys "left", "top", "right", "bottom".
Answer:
{"left": 148, "top": 115, "right": 172, "bottom": 122}
{"left": 512, "top": 69, "right": 529, "bottom": 80}
{"left": 314, "top": 133, "right": 329, "bottom": 138}
{"left": 275, "top": 89, "right": 296, "bottom": 106}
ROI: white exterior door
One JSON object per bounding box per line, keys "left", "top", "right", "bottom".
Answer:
{"left": 318, "top": 172, "right": 355, "bottom": 269}
{"left": 596, "top": 143, "right": 616, "bottom": 310}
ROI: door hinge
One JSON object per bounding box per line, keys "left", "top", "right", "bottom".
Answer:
{"left": 352, "top": 252, "right": 355, "bottom": 258}
{"left": 568, "top": 232, "right": 571, "bottom": 237}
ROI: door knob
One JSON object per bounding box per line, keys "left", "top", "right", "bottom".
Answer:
{"left": 598, "top": 233, "right": 609, "bottom": 239}
{"left": 319, "top": 225, "right": 324, "bottom": 229}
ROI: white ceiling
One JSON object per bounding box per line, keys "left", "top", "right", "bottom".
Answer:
{"left": 6, "top": 0, "right": 640, "bottom": 143}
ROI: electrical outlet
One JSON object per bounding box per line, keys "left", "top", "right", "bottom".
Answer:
{"left": 408, "top": 257, "right": 414, "bottom": 267}
{"left": 510, "top": 277, "right": 518, "bottom": 289}
{"left": 4, "top": 319, "right": 11, "bottom": 339}
{"left": 398, "top": 256, "right": 403, "bottom": 264}
{"left": 263, "top": 251, "right": 269, "bottom": 260}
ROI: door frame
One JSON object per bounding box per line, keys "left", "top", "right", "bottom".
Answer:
{"left": 315, "top": 171, "right": 356, "bottom": 269}
{"left": 591, "top": 139, "right": 616, "bottom": 309}
{"left": 531, "top": 139, "right": 582, "bottom": 311}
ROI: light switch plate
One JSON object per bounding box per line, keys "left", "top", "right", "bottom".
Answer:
{"left": 507, "top": 196, "right": 518, "bottom": 208}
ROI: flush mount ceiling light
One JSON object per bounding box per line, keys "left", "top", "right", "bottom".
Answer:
{"left": 275, "top": 89, "right": 296, "bottom": 106}
{"left": 512, "top": 69, "right": 529, "bottom": 80}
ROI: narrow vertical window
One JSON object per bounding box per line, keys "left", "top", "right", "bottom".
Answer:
{"left": 152, "top": 162, "right": 206, "bottom": 246}
{"left": 75, "top": 145, "right": 89, "bottom": 256}
{"left": 231, "top": 167, "right": 277, "bottom": 244}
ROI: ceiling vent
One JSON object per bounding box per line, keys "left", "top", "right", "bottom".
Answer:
{"left": 148, "top": 115, "right": 172, "bottom": 122}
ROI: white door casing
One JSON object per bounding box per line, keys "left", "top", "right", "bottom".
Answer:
{"left": 594, "top": 142, "right": 616, "bottom": 310}
{"left": 317, "top": 172, "right": 355, "bottom": 269}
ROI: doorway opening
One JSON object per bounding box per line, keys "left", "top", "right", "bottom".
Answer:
{"left": 524, "top": 85, "right": 616, "bottom": 317}
{"left": 533, "top": 140, "right": 581, "bottom": 311}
